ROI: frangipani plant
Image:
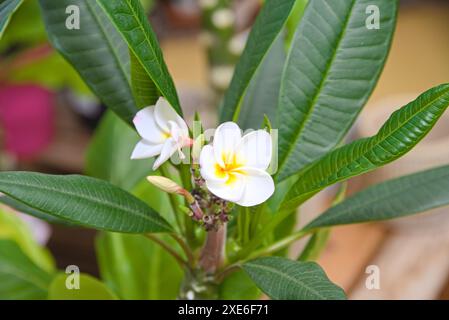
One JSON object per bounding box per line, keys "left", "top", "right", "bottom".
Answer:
{"left": 1, "top": 0, "right": 449, "bottom": 300}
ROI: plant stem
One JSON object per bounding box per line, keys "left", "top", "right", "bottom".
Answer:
{"left": 160, "top": 164, "right": 184, "bottom": 234}
{"left": 215, "top": 264, "right": 241, "bottom": 283}
{"left": 145, "top": 234, "right": 187, "bottom": 269}
{"left": 199, "top": 224, "right": 227, "bottom": 274}
{"left": 170, "top": 233, "right": 195, "bottom": 267}
{"left": 179, "top": 164, "right": 197, "bottom": 247}
{"left": 233, "top": 207, "right": 294, "bottom": 261}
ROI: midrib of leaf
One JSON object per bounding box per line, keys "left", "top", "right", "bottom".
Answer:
{"left": 85, "top": 1, "right": 130, "bottom": 86}
{"left": 284, "top": 86, "right": 449, "bottom": 206}
{"left": 0, "top": 265, "right": 49, "bottom": 291}
{"left": 244, "top": 262, "right": 327, "bottom": 299}
{"left": 276, "top": 0, "right": 356, "bottom": 179}
{"left": 305, "top": 166, "right": 449, "bottom": 229}
{"left": 0, "top": 177, "right": 167, "bottom": 229}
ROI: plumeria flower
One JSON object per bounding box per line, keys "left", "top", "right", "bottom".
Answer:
{"left": 199, "top": 122, "right": 274, "bottom": 207}
{"left": 131, "top": 97, "right": 190, "bottom": 170}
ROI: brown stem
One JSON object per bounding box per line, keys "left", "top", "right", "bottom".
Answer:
{"left": 199, "top": 224, "right": 227, "bottom": 274}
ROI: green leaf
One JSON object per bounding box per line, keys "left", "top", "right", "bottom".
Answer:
{"left": 238, "top": 33, "right": 286, "bottom": 130}
{"left": 0, "top": 239, "right": 53, "bottom": 299}
{"left": 95, "top": 232, "right": 183, "bottom": 299}
{"left": 282, "top": 83, "right": 449, "bottom": 210}
{"left": 48, "top": 273, "right": 117, "bottom": 300}
{"left": 219, "top": 270, "right": 261, "bottom": 300}
{"left": 242, "top": 257, "right": 345, "bottom": 300}
{"left": 0, "top": 172, "right": 172, "bottom": 233}
{"left": 0, "top": 0, "right": 23, "bottom": 39}
{"left": 0, "top": 195, "right": 74, "bottom": 226}
{"left": 304, "top": 164, "right": 449, "bottom": 230}
{"left": 297, "top": 228, "right": 330, "bottom": 261}
{"left": 0, "top": 205, "right": 55, "bottom": 272}
{"left": 276, "top": 0, "right": 398, "bottom": 182}
{"left": 220, "top": 0, "right": 296, "bottom": 122}
{"left": 97, "top": 0, "right": 181, "bottom": 115}
{"left": 130, "top": 49, "right": 159, "bottom": 108}
{"left": 86, "top": 111, "right": 152, "bottom": 192}
{"left": 132, "top": 178, "right": 175, "bottom": 226}
{"left": 0, "top": 0, "right": 45, "bottom": 52}
{"left": 285, "top": 0, "right": 308, "bottom": 48}
{"left": 38, "top": 0, "right": 138, "bottom": 123}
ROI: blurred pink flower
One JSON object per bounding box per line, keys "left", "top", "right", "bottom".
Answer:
{"left": 0, "top": 84, "right": 54, "bottom": 159}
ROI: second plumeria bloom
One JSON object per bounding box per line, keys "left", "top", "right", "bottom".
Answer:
{"left": 131, "top": 97, "right": 190, "bottom": 170}
{"left": 199, "top": 122, "right": 275, "bottom": 207}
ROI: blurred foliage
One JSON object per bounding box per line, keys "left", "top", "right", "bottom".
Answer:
{"left": 0, "top": 0, "right": 91, "bottom": 95}
{"left": 48, "top": 273, "right": 117, "bottom": 300}
{"left": 0, "top": 205, "right": 54, "bottom": 273}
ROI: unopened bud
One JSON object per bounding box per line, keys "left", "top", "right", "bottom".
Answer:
{"left": 147, "top": 176, "right": 183, "bottom": 195}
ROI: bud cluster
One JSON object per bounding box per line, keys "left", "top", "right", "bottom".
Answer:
{"left": 191, "top": 166, "right": 233, "bottom": 231}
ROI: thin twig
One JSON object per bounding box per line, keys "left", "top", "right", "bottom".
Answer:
{"left": 170, "top": 233, "right": 195, "bottom": 267}
{"left": 145, "top": 234, "right": 187, "bottom": 268}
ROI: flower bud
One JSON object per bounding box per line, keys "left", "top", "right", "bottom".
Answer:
{"left": 147, "top": 176, "right": 183, "bottom": 195}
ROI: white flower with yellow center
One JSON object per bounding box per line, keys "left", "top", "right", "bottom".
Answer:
{"left": 199, "top": 122, "right": 274, "bottom": 207}
{"left": 131, "top": 97, "right": 190, "bottom": 170}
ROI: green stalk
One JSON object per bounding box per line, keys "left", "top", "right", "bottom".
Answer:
{"left": 159, "top": 164, "right": 184, "bottom": 235}
{"left": 179, "top": 164, "right": 197, "bottom": 247}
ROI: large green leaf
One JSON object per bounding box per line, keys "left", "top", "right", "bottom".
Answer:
{"left": 0, "top": 239, "right": 53, "bottom": 299}
{"left": 95, "top": 232, "right": 182, "bottom": 299}
{"left": 281, "top": 83, "right": 449, "bottom": 210}
{"left": 97, "top": 0, "right": 181, "bottom": 115}
{"left": 48, "top": 273, "right": 117, "bottom": 300}
{"left": 0, "top": 205, "right": 55, "bottom": 272}
{"left": 220, "top": 0, "right": 295, "bottom": 122}
{"left": 0, "top": 172, "right": 172, "bottom": 233}
{"left": 0, "top": 0, "right": 23, "bottom": 39}
{"left": 0, "top": 195, "right": 74, "bottom": 227}
{"left": 285, "top": 0, "right": 308, "bottom": 48}
{"left": 238, "top": 33, "right": 286, "bottom": 130}
{"left": 305, "top": 164, "right": 449, "bottom": 230}
{"left": 38, "top": 0, "right": 138, "bottom": 123}
{"left": 86, "top": 111, "right": 152, "bottom": 192}
{"left": 130, "top": 49, "right": 159, "bottom": 108}
{"left": 276, "top": 0, "right": 397, "bottom": 182}
{"left": 242, "top": 257, "right": 345, "bottom": 300}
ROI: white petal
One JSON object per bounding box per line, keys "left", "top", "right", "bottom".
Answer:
{"left": 131, "top": 140, "right": 163, "bottom": 159}
{"left": 205, "top": 173, "right": 245, "bottom": 202}
{"left": 213, "top": 122, "right": 242, "bottom": 167}
{"left": 236, "top": 130, "right": 272, "bottom": 170}
{"left": 133, "top": 106, "right": 166, "bottom": 144}
{"left": 155, "top": 97, "right": 188, "bottom": 135}
{"left": 152, "top": 138, "right": 177, "bottom": 170}
{"left": 200, "top": 145, "right": 227, "bottom": 182}
{"left": 236, "top": 167, "right": 274, "bottom": 207}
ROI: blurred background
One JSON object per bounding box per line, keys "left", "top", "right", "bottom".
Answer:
{"left": 1, "top": 0, "right": 449, "bottom": 299}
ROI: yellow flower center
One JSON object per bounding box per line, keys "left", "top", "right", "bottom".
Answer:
{"left": 162, "top": 131, "right": 171, "bottom": 139}
{"left": 215, "top": 152, "right": 245, "bottom": 185}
